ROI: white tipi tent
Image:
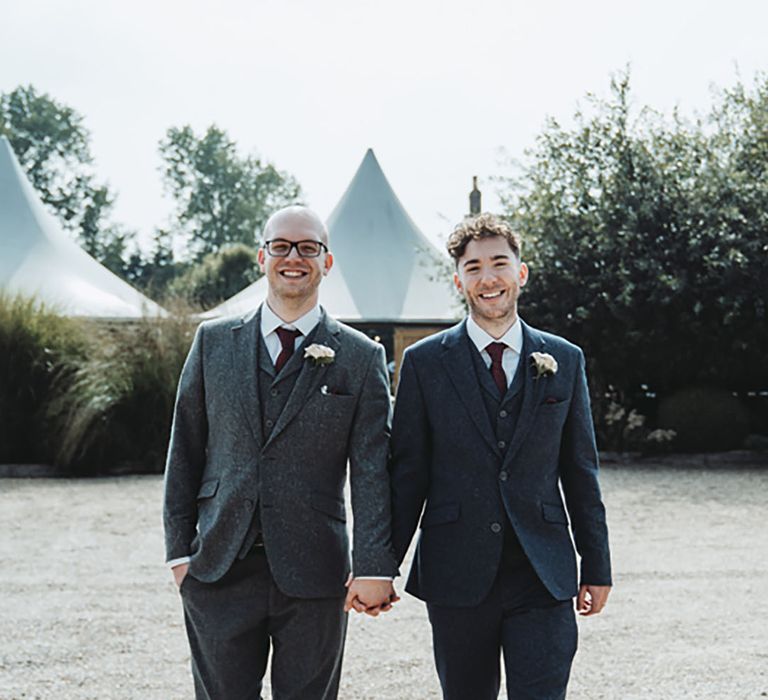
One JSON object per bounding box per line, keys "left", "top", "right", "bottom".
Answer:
{"left": 204, "top": 149, "right": 460, "bottom": 323}
{"left": 0, "top": 136, "right": 164, "bottom": 318}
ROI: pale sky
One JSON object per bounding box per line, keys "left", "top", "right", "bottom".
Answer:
{"left": 2, "top": 0, "right": 767, "bottom": 253}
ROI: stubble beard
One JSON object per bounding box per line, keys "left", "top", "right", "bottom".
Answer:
{"left": 268, "top": 269, "right": 322, "bottom": 313}
{"left": 467, "top": 292, "right": 518, "bottom": 328}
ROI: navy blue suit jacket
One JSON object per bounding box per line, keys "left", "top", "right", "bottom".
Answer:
{"left": 389, "top": 319, "right": 612, "bottom": 607}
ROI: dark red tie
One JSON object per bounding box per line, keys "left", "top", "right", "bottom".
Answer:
{"left": 485, "top": 342, "right": 508, "bottom": 396}
{"left": 275, "top": 327, "right": 302, "bottom": 373}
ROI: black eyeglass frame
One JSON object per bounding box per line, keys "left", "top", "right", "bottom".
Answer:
{"left": 264, "top": 238, "right": 329, "bottom": 258}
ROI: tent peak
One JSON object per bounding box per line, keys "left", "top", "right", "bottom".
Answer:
{"left": 0, "top": 136, "right": 165, "bottom": 318}
{"left": 361, "top": 148, "right": 379, "bottom": 165}
{"left": 204, "top": 150, "right": 459, "bottom": 323}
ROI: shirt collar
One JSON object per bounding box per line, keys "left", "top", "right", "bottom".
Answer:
{"left": 261, "top": 302, "right": 322, "bottom": 338}
{"left": 466, "top": 315, "right": 523, "bottom": 355}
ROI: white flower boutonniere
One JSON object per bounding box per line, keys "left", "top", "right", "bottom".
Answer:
{"left": 530, "top": 351, "right": 558, "bottom": 379}
{"left": 304, "top": 343, "right": 335, "bottom": 366}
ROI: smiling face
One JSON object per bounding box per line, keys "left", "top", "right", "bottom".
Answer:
{"left": 258, "top": 207, "right": 333, "bottom": 313}
{"left": 454, "top": 235, "right": 528, "bottom": 333}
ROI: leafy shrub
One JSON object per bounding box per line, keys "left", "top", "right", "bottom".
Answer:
{"left": 594, "top": 385, "right": 678, "bottom": 453}
{"left": 657, "top": 386, "right": 751, "bottom": 452}
{"left": 743, "top": 393, "right": 768, "bottom": 437}
{"left": 167, "top": 243, "right": 260, "bottom": 309}
{"left": 499, "top": 71, "right": 768, "bottom": 403}
{"left": 0, "top": 293, "right": 89, "bottom": 463}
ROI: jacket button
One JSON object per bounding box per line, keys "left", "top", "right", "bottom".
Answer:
{"left": 270, "top": 389, "right": 279, "bottom": 397}
{"left": 499, "top": 470, "right": 509, "bottom": 481}
{"left": 244, "top": 499, "right": 254, "bottom": 510}
{"left": 499, "top": 410, "right": 508, "bottom": 418}
{"left": 497, "top": 440, "right": 506, "bottom": 449}
{"left": 490, "top": 522, "right": 502, "bottom": 533}
{"left": 265, "top": 419, "right": 274, "bottom": 428}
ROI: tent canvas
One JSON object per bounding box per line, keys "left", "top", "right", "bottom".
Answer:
{"left": 0, "top": 136, "right": 164, "bottom": 319}
{"left": 203, "top": 150, "right": 460, "bottom": 323}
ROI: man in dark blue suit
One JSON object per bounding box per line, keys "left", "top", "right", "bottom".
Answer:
{"left": 389, "top": 214, "right": 612, "bottom": 699}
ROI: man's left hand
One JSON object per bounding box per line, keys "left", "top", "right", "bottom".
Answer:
{"left": 344, "top": 579, "right": 400, "bottom": 616}
{"left": 576, "top": 584, "right": 611, "bottom": 616}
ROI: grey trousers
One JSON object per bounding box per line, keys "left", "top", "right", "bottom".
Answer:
{"left": 180, "top": 549, "right": 347, "bottom": 700}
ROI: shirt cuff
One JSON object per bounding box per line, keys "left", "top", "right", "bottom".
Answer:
{"left": 167, "top": 556, "right": 191, "bottom": 568}
{"left": 353, "top": 576, "right": 393, "bottom": 581}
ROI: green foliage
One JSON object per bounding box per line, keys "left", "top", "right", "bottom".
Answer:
{"left": 657, "top": 387, "right": 751, "bottom": 452}
{"left": 49, "top": 309, "right": 197, "bottom": 474}
{"left": 499, "top": 70, "right": 768, "bottom": 409}
{"left": 124, "top": 229, "right": 190, "bottom": 300}
{"left": 0, "top": 293, "right": 196, "bottom": 473}
{"left": 159, "top": 124, "right": 303, "bottom": 260}
{"left": 0, "top": 85, "right": 91, "bottom": 219}
{"left": 0, "top": 85, "right": 135, "bottom": 274}
{"left": 0, "top": 293, "right": 89, "bottom": 463}
{"left": 168, "top": 243, "right": 260, "bottom": 309}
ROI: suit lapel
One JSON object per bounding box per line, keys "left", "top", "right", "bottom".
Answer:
{"left": 441, "top": 321, "right": 502, "bottom": 457}
{"left": 501, "top": 320, "right": 547, "bottom": 467}
{"left": 232, "top": 307, "right": 264, "bottom": 449}
{"left": 264, "top": 308, "right": 341, "bottom": 449}
{"left": 258, "top": 335, "right": 276, "bottom": 380}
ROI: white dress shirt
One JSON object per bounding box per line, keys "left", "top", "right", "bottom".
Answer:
{"left": 260, "top": 302, "right": 321, "bottom": 362}
{"left": 465, "top": 315, "right": 523, "bottom": 388}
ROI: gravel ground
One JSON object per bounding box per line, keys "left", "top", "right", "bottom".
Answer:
{"left": 1, "top": 464, "right": 767, "bottom": 699}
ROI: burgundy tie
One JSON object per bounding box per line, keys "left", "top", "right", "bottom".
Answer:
{"left": 275, "top": 327, "right": 302, "bottom": 373}
{"left": 485, "top": 342, "right": 508, "bottom": 396}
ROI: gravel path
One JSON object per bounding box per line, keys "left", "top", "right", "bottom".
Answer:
{"left": 1, "top": 464, "right": 767, "bottom": 699}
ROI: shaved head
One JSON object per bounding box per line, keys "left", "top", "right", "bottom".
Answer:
{"left": 262, "top": 205, "right": 329, "bottom": 246}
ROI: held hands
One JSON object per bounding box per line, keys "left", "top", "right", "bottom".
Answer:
{"left": 344, "top": 577, "right": 400, "bottom": 617}
{"left": 576, "top": 584, "right": 611, "bottom": 616}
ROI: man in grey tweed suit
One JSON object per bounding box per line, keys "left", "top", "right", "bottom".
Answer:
{"left": 164, "top": 205, "right": 399, "bottom": 699}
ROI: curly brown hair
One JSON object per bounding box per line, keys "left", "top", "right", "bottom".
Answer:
{"left": 446, "top": 213, "right": 521, "bottom": 264}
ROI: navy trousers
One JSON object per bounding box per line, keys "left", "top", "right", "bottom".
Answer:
{"left": 427, "top": 549, "right": 577, "bottom": 700}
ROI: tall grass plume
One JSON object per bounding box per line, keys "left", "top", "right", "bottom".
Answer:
{"left": 49, "top": 303, "right": 197, "bottom": 473}
{"left": 0, "top": 293, "right": 89, "bottom": 464}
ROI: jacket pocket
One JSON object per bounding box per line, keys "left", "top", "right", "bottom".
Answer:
{"left": 420, "top": 502, "right": 460, "bottom": 529}
{"left": 541, "top": 501, "right": 568, "bottom": 525}
{"left": 540, "top": 397, "right": 568, "bottom": 406}
{"left": 310, "top": 491, "right": 347, "bottom": 522}
{"left": 197, "top": 479, "right": 219, "bottom": 499}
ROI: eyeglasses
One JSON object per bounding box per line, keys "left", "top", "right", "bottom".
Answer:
{"left": 264, "top": 239, "right": 328, "bottom": 258}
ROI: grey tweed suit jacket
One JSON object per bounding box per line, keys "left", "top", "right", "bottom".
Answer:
{"left": 163, "top": 306, "right": 398, "bottom": 598}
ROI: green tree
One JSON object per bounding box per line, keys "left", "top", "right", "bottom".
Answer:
{"left": 498, "top": 70, "right": 768, "bottom": 404}
{"left": 159, "top": 125, "right": 303, "bottom": 260}
{"left": 0, "top": 85, "right": 134, "bottom": 274}
{"left": 124, "top": 229, "right": 188, "bottom": 300}
{"left": 168, "top": 243, "right": 261, "bottom": 309}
